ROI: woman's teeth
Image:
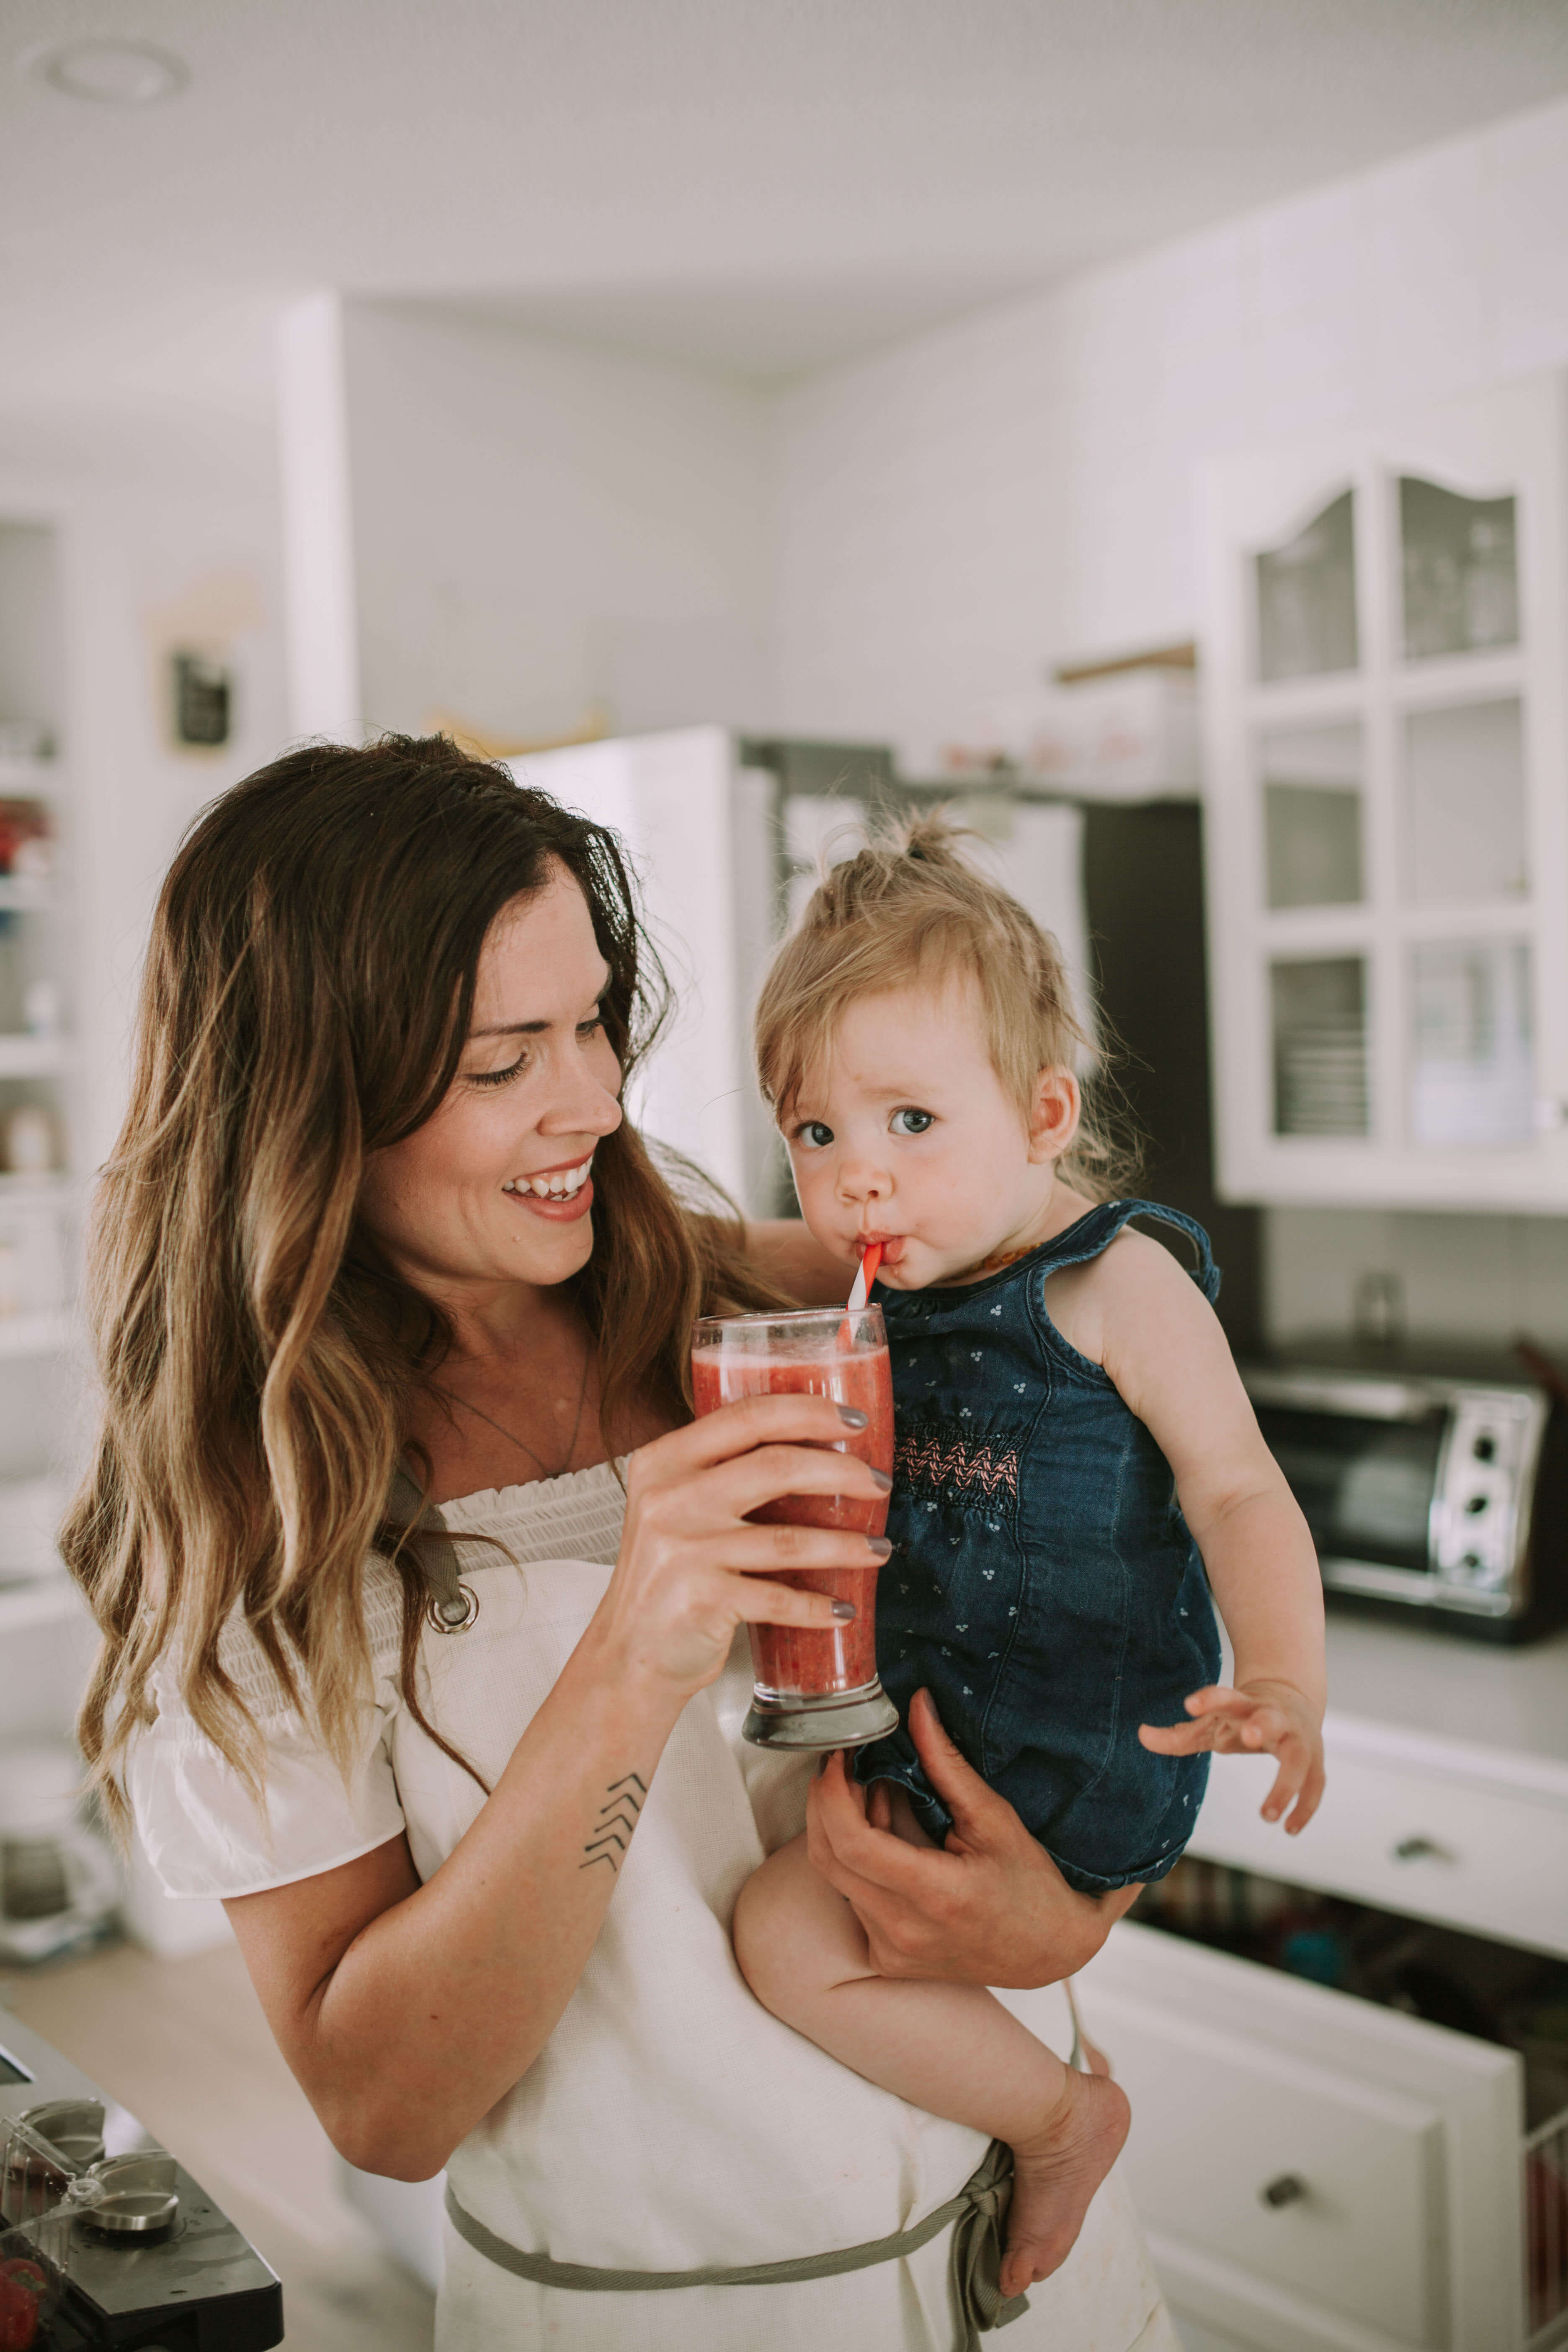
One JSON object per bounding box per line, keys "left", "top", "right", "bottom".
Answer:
{"left": 504, "top": 1159, "right": 593, "bottom": 1201}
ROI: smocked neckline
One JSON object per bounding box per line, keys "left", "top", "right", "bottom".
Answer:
{"left": 436, "top": 1456, "right": 629, "bottom": 1524}
{"left": 876, "top": 1204, "right": 1112, "bottom": 1309}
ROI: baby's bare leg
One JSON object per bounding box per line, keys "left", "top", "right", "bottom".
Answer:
{"left": 732, "top": 1803, "right": 1129, "bottom": 2297}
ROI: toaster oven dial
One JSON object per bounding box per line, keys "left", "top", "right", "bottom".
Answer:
{"left": 1432, "top": 1393, "right": 1534, "bottom": 1595}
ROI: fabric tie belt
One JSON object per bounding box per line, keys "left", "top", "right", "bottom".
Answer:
{"left": 444, "top": 2136, "right": 1031, "bottom": 2348}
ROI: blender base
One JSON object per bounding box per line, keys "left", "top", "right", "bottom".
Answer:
{"left": 742, "top": 1681, "right": 899, "bottom": 1751}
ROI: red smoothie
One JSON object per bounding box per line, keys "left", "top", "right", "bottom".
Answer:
{"left": 690, "top": 1336, "right": 892, "bottom": 1697}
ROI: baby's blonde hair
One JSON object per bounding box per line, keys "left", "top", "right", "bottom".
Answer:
{"left": 755, "top": 810, "right": 1133, "bottom": 1203}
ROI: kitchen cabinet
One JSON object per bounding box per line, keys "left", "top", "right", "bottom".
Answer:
{"left": 1076, "top": 1616, "right": 1568, "bottom": 2351}
{"left": 1078, "top": 1920, "right": 1520, "bottom": 2352}
{"left": 1197, "top": 372, "right": 1568, "bottom": 1211}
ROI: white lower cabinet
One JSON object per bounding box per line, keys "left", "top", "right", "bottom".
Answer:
{"left": 1188, "top": 1745, "right": 1568, "bottom": 1963}
{"left": 1075, "top": 1920, "right": 1525, "bottom": 2352}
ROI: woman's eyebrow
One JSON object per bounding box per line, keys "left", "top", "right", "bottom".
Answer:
{"left": 469, "top": 976, "right": 611, "bottom": 1041}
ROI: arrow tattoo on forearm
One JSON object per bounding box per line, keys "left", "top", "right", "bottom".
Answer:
{"left": 580, "top": 1772, "right": 648, "bottom": 1871}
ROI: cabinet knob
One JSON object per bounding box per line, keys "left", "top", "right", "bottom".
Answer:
{"left": 1392, "top": 1835, "right": 1453, "bottom": 1863}
{"left": 1260, "top": 2173, "right": 1306, "bottom": 2210}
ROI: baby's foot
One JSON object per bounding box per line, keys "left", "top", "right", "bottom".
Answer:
{"left": 999, "top": 2068, "right": 1131, "bottom": 2299}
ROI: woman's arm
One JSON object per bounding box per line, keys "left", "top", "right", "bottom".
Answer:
{"left": 225, "top": 1392, "right": 890, "bottom": 2181}
{"left": 742, "top": 1217, "right": 849, "bottom": 1306}
{"left": 227, "top": 1632, "right": 678, "bottom": 2180}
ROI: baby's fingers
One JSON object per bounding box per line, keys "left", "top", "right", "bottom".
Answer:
{"left": 1182, "top": 1685, "right": 1257, "bottom": 1720}
{"left": 1259, "top": 1749, "right": 1303, "bottom": 1824}
{"left": 1284, "top": 1755, "right": 1327, "bottom": 1836}
{"left": 1138, "top": 1718, "right": 1217, "bottom": 1755}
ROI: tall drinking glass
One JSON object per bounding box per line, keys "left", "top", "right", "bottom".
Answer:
{"left": 691, "top": 1305, "right": 900, "bottom": 1750}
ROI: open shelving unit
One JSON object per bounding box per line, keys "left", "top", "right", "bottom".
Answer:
{"left": 0, "top": 516, "right": 80, "bottom": 1624}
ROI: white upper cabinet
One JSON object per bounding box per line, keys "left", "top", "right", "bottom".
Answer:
{"left": 1198, "top": 373, "right": 1568, "bottom": 1209}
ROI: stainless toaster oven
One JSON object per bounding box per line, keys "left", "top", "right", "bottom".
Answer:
{"left": 1241, "top": 1349, "right": 1568, "bottom": 1641}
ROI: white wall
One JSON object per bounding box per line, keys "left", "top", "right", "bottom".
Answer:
{"left": 65, "top": 464, "right": 289, "bottom": 1179}
{"left": 339, "top": 301, "right": 771, "bottom": 747}
{"left": 767, "top": 92, "right": 1568, "bottom": 1346}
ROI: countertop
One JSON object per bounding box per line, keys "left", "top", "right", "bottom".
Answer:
{"left": 1321, "top": 1610, "right": 1568, "bottom": 1802}
{"left": 1215, "top": 1609, "right": 1568, "bottom": 1802}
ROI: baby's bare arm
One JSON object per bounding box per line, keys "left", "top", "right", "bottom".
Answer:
{"left": 1052, "top": 1233, "right": 1326, "bottom": 1831}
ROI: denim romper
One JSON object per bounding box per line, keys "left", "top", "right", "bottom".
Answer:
{"left": 852, "top": 1199, "right": 1223, "bottom": 1895}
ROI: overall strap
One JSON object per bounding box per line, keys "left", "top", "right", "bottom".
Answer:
{"left": 382, "top": 1465, "right": 480, "bottom": 1634}
{"left": 1039, "top": 1199, "right": 1220, "bottom": 1304}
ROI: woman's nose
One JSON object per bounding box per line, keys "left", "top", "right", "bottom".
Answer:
{"left": 538, "top": 1051, "right": 623, "bottom": 1140}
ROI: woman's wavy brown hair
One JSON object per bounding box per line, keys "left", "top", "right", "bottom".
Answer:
{"left": 63, "top": 733, "right": 779, "bottom": 1824}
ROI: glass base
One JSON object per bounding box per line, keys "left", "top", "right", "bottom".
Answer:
{"left": 742, "top": 1678, "right": 899, "bottom": 1751}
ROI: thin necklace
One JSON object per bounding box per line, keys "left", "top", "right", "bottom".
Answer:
{"left": 440, "top": 1344, "right": 593, "bottom": 1483}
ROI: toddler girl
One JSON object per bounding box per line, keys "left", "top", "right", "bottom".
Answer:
{"left": 732, "top": 815, "right": 1326, "bottom": 2301}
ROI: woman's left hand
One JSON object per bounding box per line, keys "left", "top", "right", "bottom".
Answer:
{"left": 805, "top": 1688, "right": 1139, "bottom": 1988}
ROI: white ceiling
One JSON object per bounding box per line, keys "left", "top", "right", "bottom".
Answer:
{"left": 4, "top": 0, "right": 1568, "bottom": 430}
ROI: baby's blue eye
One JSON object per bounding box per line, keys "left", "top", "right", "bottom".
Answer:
{"left": 797, "top": 1120, "right": 834, "bottom": 1150}
{"left": 890, "top": 1107, "right": 934, "bottom": 1136}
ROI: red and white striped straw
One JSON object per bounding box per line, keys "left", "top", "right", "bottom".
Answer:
{"left": 846, "top": 1239, "right": 885, "bottom": 1314}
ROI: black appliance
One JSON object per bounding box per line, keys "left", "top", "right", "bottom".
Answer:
{"left": 1243, "top": 1341, "right": 1568, "bottom": 1642}
{"left": 0, "top": 2009, "right": 282, "bottom": 2349}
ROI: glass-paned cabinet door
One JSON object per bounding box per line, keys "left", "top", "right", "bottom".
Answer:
{"left": 1201, "top": 371, "right": 1568, "bottom": 1207}
{"left": 1400, "top": 697, "right": 1527, "bottom": 908}
{"left": 1408, "top": 939, "right": 1533, "bottom": 1148}
{"left": 1399, "top": 477, "right": 1519, "bottom": 661}
{"left": 1255, "top": 489, "right": 1359, "bottom": 682}
{"left": 1261, "top": 720, "right": 1364, "bottom": 909}
{"left": 1271, "top": 956, "right": 1369, "bottom": 1137}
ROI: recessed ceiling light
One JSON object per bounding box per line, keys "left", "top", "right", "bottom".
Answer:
{"left": 33, "top": 40, "right": 188, "bottom": 106}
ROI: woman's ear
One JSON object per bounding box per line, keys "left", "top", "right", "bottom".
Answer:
{"left": 1027, "top": 1066, "right": 1081, "bottom": 1165}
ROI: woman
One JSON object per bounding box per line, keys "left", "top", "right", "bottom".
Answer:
{"left": 65, "top": 735, "right": 1178, "bottom": 2350}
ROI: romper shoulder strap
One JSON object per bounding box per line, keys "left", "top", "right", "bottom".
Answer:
{"left": 1035, "top": 1199, "right": 1221, "bottom": 1304}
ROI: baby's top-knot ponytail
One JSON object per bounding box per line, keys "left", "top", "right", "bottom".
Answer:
{"left": 900, "top": 810, "right": 970, "bottom": 869}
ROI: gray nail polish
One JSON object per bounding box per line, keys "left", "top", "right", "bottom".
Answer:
{"left": 867, "top": 1537, "right": 892, "bottom": 1560}
{"left": 833, "top": 1600, "right": 858, "bottom": 1620}
{"left": 869, "top": 1468, "right": 892, "bottom": 1491}
{"left": 838, "top": 1406, "right": 869, "bottom": 1428}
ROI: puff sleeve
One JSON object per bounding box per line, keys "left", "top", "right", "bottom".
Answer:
{"left": 126, "top": 1582, "right": 408, "bottom": 1901}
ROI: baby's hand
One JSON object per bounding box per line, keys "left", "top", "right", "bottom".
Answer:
{"left": 1138, "top": 1681, "right": 1325, "bottom": 1834}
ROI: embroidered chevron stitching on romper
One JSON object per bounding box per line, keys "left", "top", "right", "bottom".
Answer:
{"left": 895, "top": 1425, "right": 1019, "bottom": 1500}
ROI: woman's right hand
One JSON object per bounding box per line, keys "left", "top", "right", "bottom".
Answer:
{"left": 591, "top": 1397, "right": 890, "bottom": 1700}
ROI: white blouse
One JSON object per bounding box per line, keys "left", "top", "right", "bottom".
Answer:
{"left": 129, "top": 1463, "right": 1178, "bottom": 2352}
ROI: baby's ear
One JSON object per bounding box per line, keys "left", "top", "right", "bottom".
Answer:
{"left": 1027, "top": 1066, "right": 1081, "bottom": 1163}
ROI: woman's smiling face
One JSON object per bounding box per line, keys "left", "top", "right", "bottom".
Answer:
{"left": 358, "top": 864, "right": 625, "bottom": 1297}
{"left": 783, "top": 978, "right": 1079, "bottom": 1290}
